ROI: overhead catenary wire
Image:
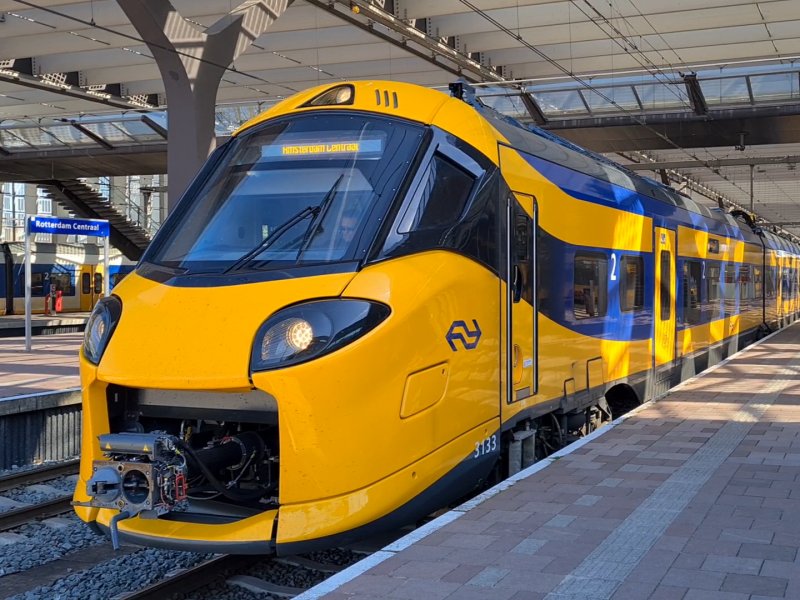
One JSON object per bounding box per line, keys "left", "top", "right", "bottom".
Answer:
{"left": 456, "top": 0, "right": 795, "bottom": 234}
{"left": 5, "top": 0, "right": 798, "bottom": 234}
{"left": 571, "top": 0, "right": 798, "bottom": 218}
{"left": 8, "top": 0, "right": 347, "bottom": 98}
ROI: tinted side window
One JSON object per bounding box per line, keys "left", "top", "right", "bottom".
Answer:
{"left": 706, "top": 264, "right": 721, "bottom": 317}
{"left": 724, "top": 262, "right": 736, "bottom": 316}
{"left": 619, "top": 255, "right": 644, "bottom": 312}
{"left": 52, "top": 273, "right": 73, "bottom": 295}
{"left": 683, "top": 260, "right": 702, "bottom": 324}
{"left": 574, "top": 253, "right": 607, "bottom": 319}
{"left": 398, "top": 155, "right": 474, "bottom": 233}
{"left": 739, "top": 264, "right": 752, "bottom": 305}
{"left": 31, "top": 273, "right": 44, "bottom": 296}
{"left": 378, "top": 138, "right": 498, "bottom": 275}
{"left": 660, "top": 250, "right": 671, "bottom": 320}
{"left": 514, "top": 204, "right": 533, "bottom": 305}
{"left": 754, "top": 265, "right": 763, "bottom": 300}
{"left": 766, "top": 266, "right": 775, "bottom": 298}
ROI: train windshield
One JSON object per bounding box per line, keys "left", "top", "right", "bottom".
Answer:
{"left": 145, "top": 113, "right": 424, "bottom": 274}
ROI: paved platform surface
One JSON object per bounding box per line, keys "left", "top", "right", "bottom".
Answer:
{"left": 313, "top": 323, "right": 800, "bottom": 600}
{"left": 0, "top": 333, "right": 81, "bottom": 399}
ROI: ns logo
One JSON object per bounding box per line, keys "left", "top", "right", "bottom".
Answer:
{"left": 446, "top": 320, "right": 482, "bottom": 351}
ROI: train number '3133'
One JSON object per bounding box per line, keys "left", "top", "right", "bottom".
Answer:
{"left": 474, "top": 434, "right": 497, "bottom": 458}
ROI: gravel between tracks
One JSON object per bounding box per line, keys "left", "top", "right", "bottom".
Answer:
{"left": 0, "top": 513, "right": 101, "bottom": 577}
{"left": 0, "top": 475, "right": 78, "bottom": 513}
{"left": 8, "top": 548, "right": 212, "bottom": 600}
{"left": 166, "top": 548, "right": 365, "bottom": 600}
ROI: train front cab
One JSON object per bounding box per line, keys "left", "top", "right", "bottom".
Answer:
{"left": 73, "top": 83, "right": 542, "bottom": 554}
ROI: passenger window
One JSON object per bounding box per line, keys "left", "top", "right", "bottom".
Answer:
{"left": 31, "top": 273, "right": 44, "bottom": 296}
{"left": 397, "top": 154, "right": 474, "bottom": 233}
{"left": 739, "top": 264, "right": 752, "bottom": 305}
{"left": 706, "top": 264, "right": 721, "bottom": 317}
{"left": 766, "top": 266, "right": 775, "bottom": 298}
{"left": 94, "top": 273, "right": 103, "bottom": 294}
{"left": 754, "top": 265, "right": 763, "bottom": 300}
{"left": 52, "top": 273, "right": 73, "bottom": 295}
{"left": 513, "top": 206, "right": 533, "bottom": 305}
{"left": 574, "top": 253, "right": 607, "bottom": 319}
{"left": 724, "top": 262, "right": 736, "bottom": 317}
{"left": 683, "top": 260, "right": 702, "bottom": 325}
{"left": 660, "top": 251, "right": 671, "bottom": 320}
{"left": 619, "top": 256, "right": 644, "bottom": 312}
{"left": 82, "top": 272, "right": 91, "bottom": 294}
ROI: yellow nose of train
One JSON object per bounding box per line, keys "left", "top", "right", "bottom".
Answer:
{"left": 73, "top": 80, "right": 511, "bottom": 553}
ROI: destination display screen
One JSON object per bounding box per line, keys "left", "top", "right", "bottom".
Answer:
{"left": 262, "top": 135, "right": 384, "bottom": 159}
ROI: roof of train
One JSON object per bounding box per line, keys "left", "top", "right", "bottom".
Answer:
{"left": 466, "top": 90, "right": 798, "bottom": 255}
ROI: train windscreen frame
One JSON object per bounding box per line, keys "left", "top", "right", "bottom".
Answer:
{"left": 142, "top": 113, "right": 425, "bottom": 275}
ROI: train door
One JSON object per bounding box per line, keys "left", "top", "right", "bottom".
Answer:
{"left": 653, "top": 227, "right": 676, "bottom": 395}
{"left": 504, "top": 192, "right": 537, "bottom": 408}
{"left": 79, "top": 265, "right": 104, "bottom": 311}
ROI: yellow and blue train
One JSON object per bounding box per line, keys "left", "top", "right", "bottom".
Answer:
{"left": 73, "top": 80, "right": 800, "bottom": 554}
{"left": 0, "top": 242, "right": 134, "bottom": 315}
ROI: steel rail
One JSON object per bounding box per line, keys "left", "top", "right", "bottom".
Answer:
{"left": 0, "top": 496, "right": 73, "bottom": 532}
{"left": 114, "top": 554, "right": 262, "bottom": 600}
{"left": 0, "top": 460, "right": 80, "bottom": 493}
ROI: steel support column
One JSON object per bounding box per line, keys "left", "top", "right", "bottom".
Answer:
{"left": 118, "top": 0, "right": 292, "bottom": 210}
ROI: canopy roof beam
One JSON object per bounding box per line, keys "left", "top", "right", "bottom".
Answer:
{"left": 303, "top": 0, "right": 504, "bottom": 83}
{"left": 118, "top": 0, "right": 293, "bottom": 209}
{"left": 626, "top": 155, "right": 800, "bottom": 170}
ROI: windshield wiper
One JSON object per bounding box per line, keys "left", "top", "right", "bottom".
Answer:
{"left": 223, "top": 205, "right": 319, "bottom": 274}
{"left": 297, "top": 174, "right": 344, "bottom": 259}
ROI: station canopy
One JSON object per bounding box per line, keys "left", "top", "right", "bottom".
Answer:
{"left": 0, "top": 0, "right": 799, "bottom": 236}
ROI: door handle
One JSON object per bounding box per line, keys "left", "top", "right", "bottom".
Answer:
{"left": 512, "top": 264, "right": 522, "bottom": 303}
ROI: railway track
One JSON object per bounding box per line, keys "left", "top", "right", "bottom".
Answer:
{"left": 0, "top": 460, "right": 79, "bottom": 494}
{"left": 112, "top": 552, "right": 360, "bottom": 600}
{"left": 113, "top": 554, "right": 263, "bottom": 600}
{"left": 0, "top": 460, "right": 79, "bottom": 531}
{"left": 0, "top": 495, "right": 74, "bottom": 532}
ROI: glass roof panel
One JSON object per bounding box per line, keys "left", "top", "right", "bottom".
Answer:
{"left": 0, "top": 130, "right": 34, "bottom": 149}
{"left": 749, "top": 72, "right": 800, "bottom": 103}
{"left": 216, "top": 104, "right": 263, "bottom": 134}
{"left": 6, "top": 127, "right": 68, "bottom": 148}
{"left": 476, "top": 93, "right": 531, "bottom": 121}
{"left": 699, "top": 76, "right": 751, "bottom": 106}
{"left": 530, "top": 90, "right": 587, "bottom": 116}
{"left": 634, "top": 82, "right": 689, "bottom": 111}
{"left": 81, "top": 122, "right": 137, "bottom": 143}
{"left": 41, "top": 124, "right": 96, "bottom": 146}
{"left": 582, "top": 86, "right": 641, "bottom": 113}
{"left": 115, "top": 119, "right": 164, "bottom": 141}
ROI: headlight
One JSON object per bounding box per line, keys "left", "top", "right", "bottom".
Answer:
{"left": 251, "top": 299, "right": 390, "bottom": 372}
{"left": 83, "top": 296, "right": 122, "bottom": 365}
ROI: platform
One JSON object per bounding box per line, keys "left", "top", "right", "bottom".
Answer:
{"left": 304, "top": 323, "right": 800, "bottom": 600}
{"left": 0, "top": 333, "right": 81, "bottom": 400}
{"left": 0, "top": 312, "right": 90, "bottom": 338}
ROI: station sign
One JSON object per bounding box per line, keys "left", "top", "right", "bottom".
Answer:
{"left": 23, "top": 214, "right": 110, "bottom": 353}
{"left": 28, "top": 216, "right": 110, "bottom": 237}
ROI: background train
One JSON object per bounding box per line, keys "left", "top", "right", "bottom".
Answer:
{"left": 73, "top": 80, "right": 800, "bottom": 555}
{"left": 0, "top": 241, "right": 134, "bottom": 315}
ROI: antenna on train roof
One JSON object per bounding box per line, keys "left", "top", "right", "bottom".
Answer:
{"left": 449, "top": 79, "right": 476, "bottom": 103}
